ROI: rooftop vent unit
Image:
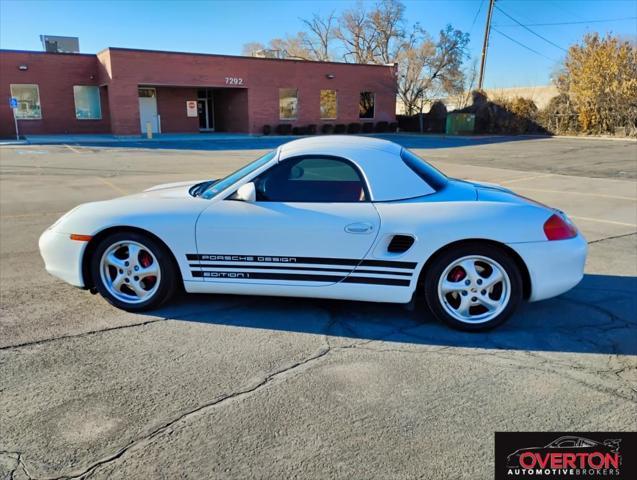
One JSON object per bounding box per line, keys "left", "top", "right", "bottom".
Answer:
{"left": 40, "top": 35, "right": 79, "bottom": 53}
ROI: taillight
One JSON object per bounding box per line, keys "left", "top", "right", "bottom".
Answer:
{"left": 543, "top": 213, "right": 577, "bottom": 241}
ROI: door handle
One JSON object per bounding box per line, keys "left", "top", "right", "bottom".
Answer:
{"left": 345, "top": 222, "right": 374, "bottom": 234}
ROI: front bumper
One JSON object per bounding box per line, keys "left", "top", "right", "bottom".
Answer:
{"left": 508, "top": 234, "right": 588, "bottom": 302}
{"left": 39, "top": 229, "right": 87, "bottom": 287}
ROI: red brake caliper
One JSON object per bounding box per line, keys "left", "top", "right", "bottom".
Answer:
{"left": 139, "top": 251, "right": 156, "bottom": 287}
{"left": 449, "top": 266, "right": 466, "bottom": 282}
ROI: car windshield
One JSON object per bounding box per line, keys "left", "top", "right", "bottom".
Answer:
{"left": 199, "top": 151, "right": 277, "bottom": 199}
{"left": 400, "top": 148, "right": 448, "bottom": 191}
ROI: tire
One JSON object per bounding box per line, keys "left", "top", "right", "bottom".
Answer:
{"left": 90, "top": 231, "right": 177, "bottom": 312}
{"left": 423, "top": 242, "right": 523, "bottom": 331}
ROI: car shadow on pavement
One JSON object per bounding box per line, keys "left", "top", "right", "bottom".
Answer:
{"left": 152, "top": 273, "right": 636, "bottom": 355}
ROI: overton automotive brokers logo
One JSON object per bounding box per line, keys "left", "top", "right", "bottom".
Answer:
{"left": 495, "top": 432, "right": 636, "bottom": 480}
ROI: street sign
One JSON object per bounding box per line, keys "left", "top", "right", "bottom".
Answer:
{"left": 10, "top": 98, "right": 19, "bottom": 140}
{"left": 186, "top": 100, "right": 197, "bottom": 117}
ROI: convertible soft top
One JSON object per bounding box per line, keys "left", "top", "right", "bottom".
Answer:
{"left": 279, "top": 136, "right": 433, "bottom": 201}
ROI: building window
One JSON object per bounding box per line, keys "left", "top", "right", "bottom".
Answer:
{"left": 320, "top": 90, "right": 337, "bottom": 119}
{"left": 279, "top": 88, "right": 298, "bottom": 120}
{"left": 138, "top": 87, "right": 156, "bottom": 98}
{"left": 359, "top": 91, "right": 375, "bottom": 119}
{"left": 10, "top": 84, "right": 41, "bottom": 119}
{"left": 73, "top": 86, "right": 102, "bottom": 120}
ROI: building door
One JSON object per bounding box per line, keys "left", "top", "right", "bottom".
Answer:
{"left": 138, "top": 88, "right": 159, "bottom": 133}
{"left": 197, "top": 89, "right": 215, "bottom": 131}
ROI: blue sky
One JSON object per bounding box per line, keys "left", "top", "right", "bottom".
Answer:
{"left": 1, "top": 0, "right": 635, "bottom": 88}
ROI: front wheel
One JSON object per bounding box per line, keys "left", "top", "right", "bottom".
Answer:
{"left": 90, "top": 232, "right": 177, "bottom": 311}
{"left": 423, "top": 243, "right": 523, "bottom": 331}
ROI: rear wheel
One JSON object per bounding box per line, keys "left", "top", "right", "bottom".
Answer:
{"left": 423, "top": 243, "right": 523, "bottom": 331}
{"left": 90, "top": 232, "right": 177, "bottom": 311}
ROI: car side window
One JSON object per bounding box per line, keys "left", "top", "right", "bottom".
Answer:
{"left": 557, "top": 440, "right": 577, "bottom": 447}
{"left": 254, "top": 156, "right": 368, "bottom": 202}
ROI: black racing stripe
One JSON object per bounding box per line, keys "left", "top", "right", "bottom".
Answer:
{"left": 359, "top": 259, "right": 417, "bottom": 269}
{"left": 187, "top": 254, "right": 416, "bottom": 269}
{"left": 190, "top": 263, "right": 412, "bottom": 277}
{"left": 190, "top": 270, "right": 411, "bottom": 286}
{"left": 343, "top": 276, "right": 411, "bottom": 286}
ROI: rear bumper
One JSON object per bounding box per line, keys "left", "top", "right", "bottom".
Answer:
{"left": 508, "top": 234, "right": 587, "bottom": 302}
{"left": 39, "top": 229, "right": 87, "bottom": 287}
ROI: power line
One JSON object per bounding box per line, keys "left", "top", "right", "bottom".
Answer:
{"left": 494, "top": 4, "right": 568, "bottom": 53}
{"left": 495, "top": 16, "right": 637, "bottom": 27}
{"left": 491, "top": 27, "right": 558, "bottom": 62}
{"left": 470, "top": 0, "right": 486, "bottom": 33}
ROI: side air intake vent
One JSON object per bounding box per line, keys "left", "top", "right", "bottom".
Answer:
{"left": 387, "top": 235, "right": 415, "bottom": 253}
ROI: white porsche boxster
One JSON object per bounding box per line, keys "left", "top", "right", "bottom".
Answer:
{"left": 39, "top": 136, "right": 587, "bottom": 330}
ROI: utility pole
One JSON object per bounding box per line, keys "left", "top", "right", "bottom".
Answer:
{"left": 478, "top": 0, "right": 495, "bottom": 90}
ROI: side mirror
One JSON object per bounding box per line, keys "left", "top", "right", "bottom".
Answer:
{"left": 231, "top": 182, "right": 256, "bottom": 202}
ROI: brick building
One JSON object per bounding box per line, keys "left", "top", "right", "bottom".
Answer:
{"left": 0, "top": 47, "right": 397, "bottom": 138}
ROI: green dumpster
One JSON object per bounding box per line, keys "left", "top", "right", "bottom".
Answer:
{"left": 446, "top": 113, "right": 475, "bottom": 135}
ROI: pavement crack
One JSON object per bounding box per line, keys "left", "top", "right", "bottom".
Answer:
{"left": 0, "top": 303, "right": 242, "bottom": 351}
{"left": 0, "top": 319, "right": 164, "bottom": 352}
{"left": 41, "top": 345, "right": 332, "bottom": 480}
{"left": 0, "top": 451, "right": 33, "bottom": 480}
{"left": 587, "top": 232, "right": 636, "bottom": 244}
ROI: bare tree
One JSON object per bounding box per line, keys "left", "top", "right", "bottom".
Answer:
{"left": 300, "top": 12, "right": 337, "bottom": 61}
{"left": 397, "top": 25, "right": 469, "bottom": 115}
{"left": 457, "top": 57, "right": 479, "bottom": 109}
{"left": 269, "top": 34, "right": 314, "bottom": 60}
{"left": 396, "top": 30, "right": 435, "bottom": 115}
{"left": 242, "top": 42, "right": 266, "bottom": 57}
{"left": 335, "top": 0, "right": 407, "bottom": 64}
{"left": 334, "top": 2, "right": 378, "bottom": 63}
{"left": 243, "top": 36, "right": 314, "bottom": 60}
{"left": 369, "top": 0, "right": 406, "bottom": 63}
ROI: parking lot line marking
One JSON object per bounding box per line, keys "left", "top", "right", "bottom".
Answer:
{"left": 64, "top": 144, "right": 82, "bottom": 154}
{"left": 97, "top": 177, "right": 129, "bottom": 195}
{"left": 499, "top": 173, "right": 555, "bottom": 184}
{"left": 570, "top": 215, "right": 637, "bottom": 227}
{"left": 512, "top": 187, "right": 636, "bottom": 201}
{"left": 1, "top": 211, "right": 65, "bottom": 219}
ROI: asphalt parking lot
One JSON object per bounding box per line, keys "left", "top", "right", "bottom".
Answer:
{"left": 1, "top": 134, "right": 636, "bottom": 479}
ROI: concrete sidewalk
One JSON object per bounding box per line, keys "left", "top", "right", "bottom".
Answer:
{"left": 23, "top": 132, "right": 269, "bottom": 144}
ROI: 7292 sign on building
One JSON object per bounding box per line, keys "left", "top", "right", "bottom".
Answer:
{"left": 225, "top": 77, "right": 244, "bottom": 85}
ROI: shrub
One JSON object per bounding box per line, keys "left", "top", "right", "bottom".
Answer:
{"left": 375, "top": 121, "right": 388, "bottom": 133}
{"left": 538, "top": 94, "right": 580, "bottom": 135}
{"left": 362, "top": 122, "right": 374, "bottom": 133}
{"left": 456, "top": 92, "right": 543, "bottom": 135}
{"left": 307, "top": 124, "right": 317, "bottom": 135}
{"left": 425, "top": 101, "right": 447, "bottom": 133}
{"left": 334, "top": 124, "right": 347, "bottom": 134}
{"left": 321, "top": 124, "right": 334, "bottom": 134}
{"left": 347, "top": 122, "right": 361, "bottom": 134}
{"left": 275, "top": 124, "right": 292, "bottom": 135}
{"left": 388, "top": 122, "right": 398, "bottom": 132}
{"left": 262, "top": 124, "right": 271, "bottom": 135}
{"left": 559, "top": 33, "right": 637, "bottom": 135}
{"left": 396, "top": 115, "right": 419, "bottom": 132}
